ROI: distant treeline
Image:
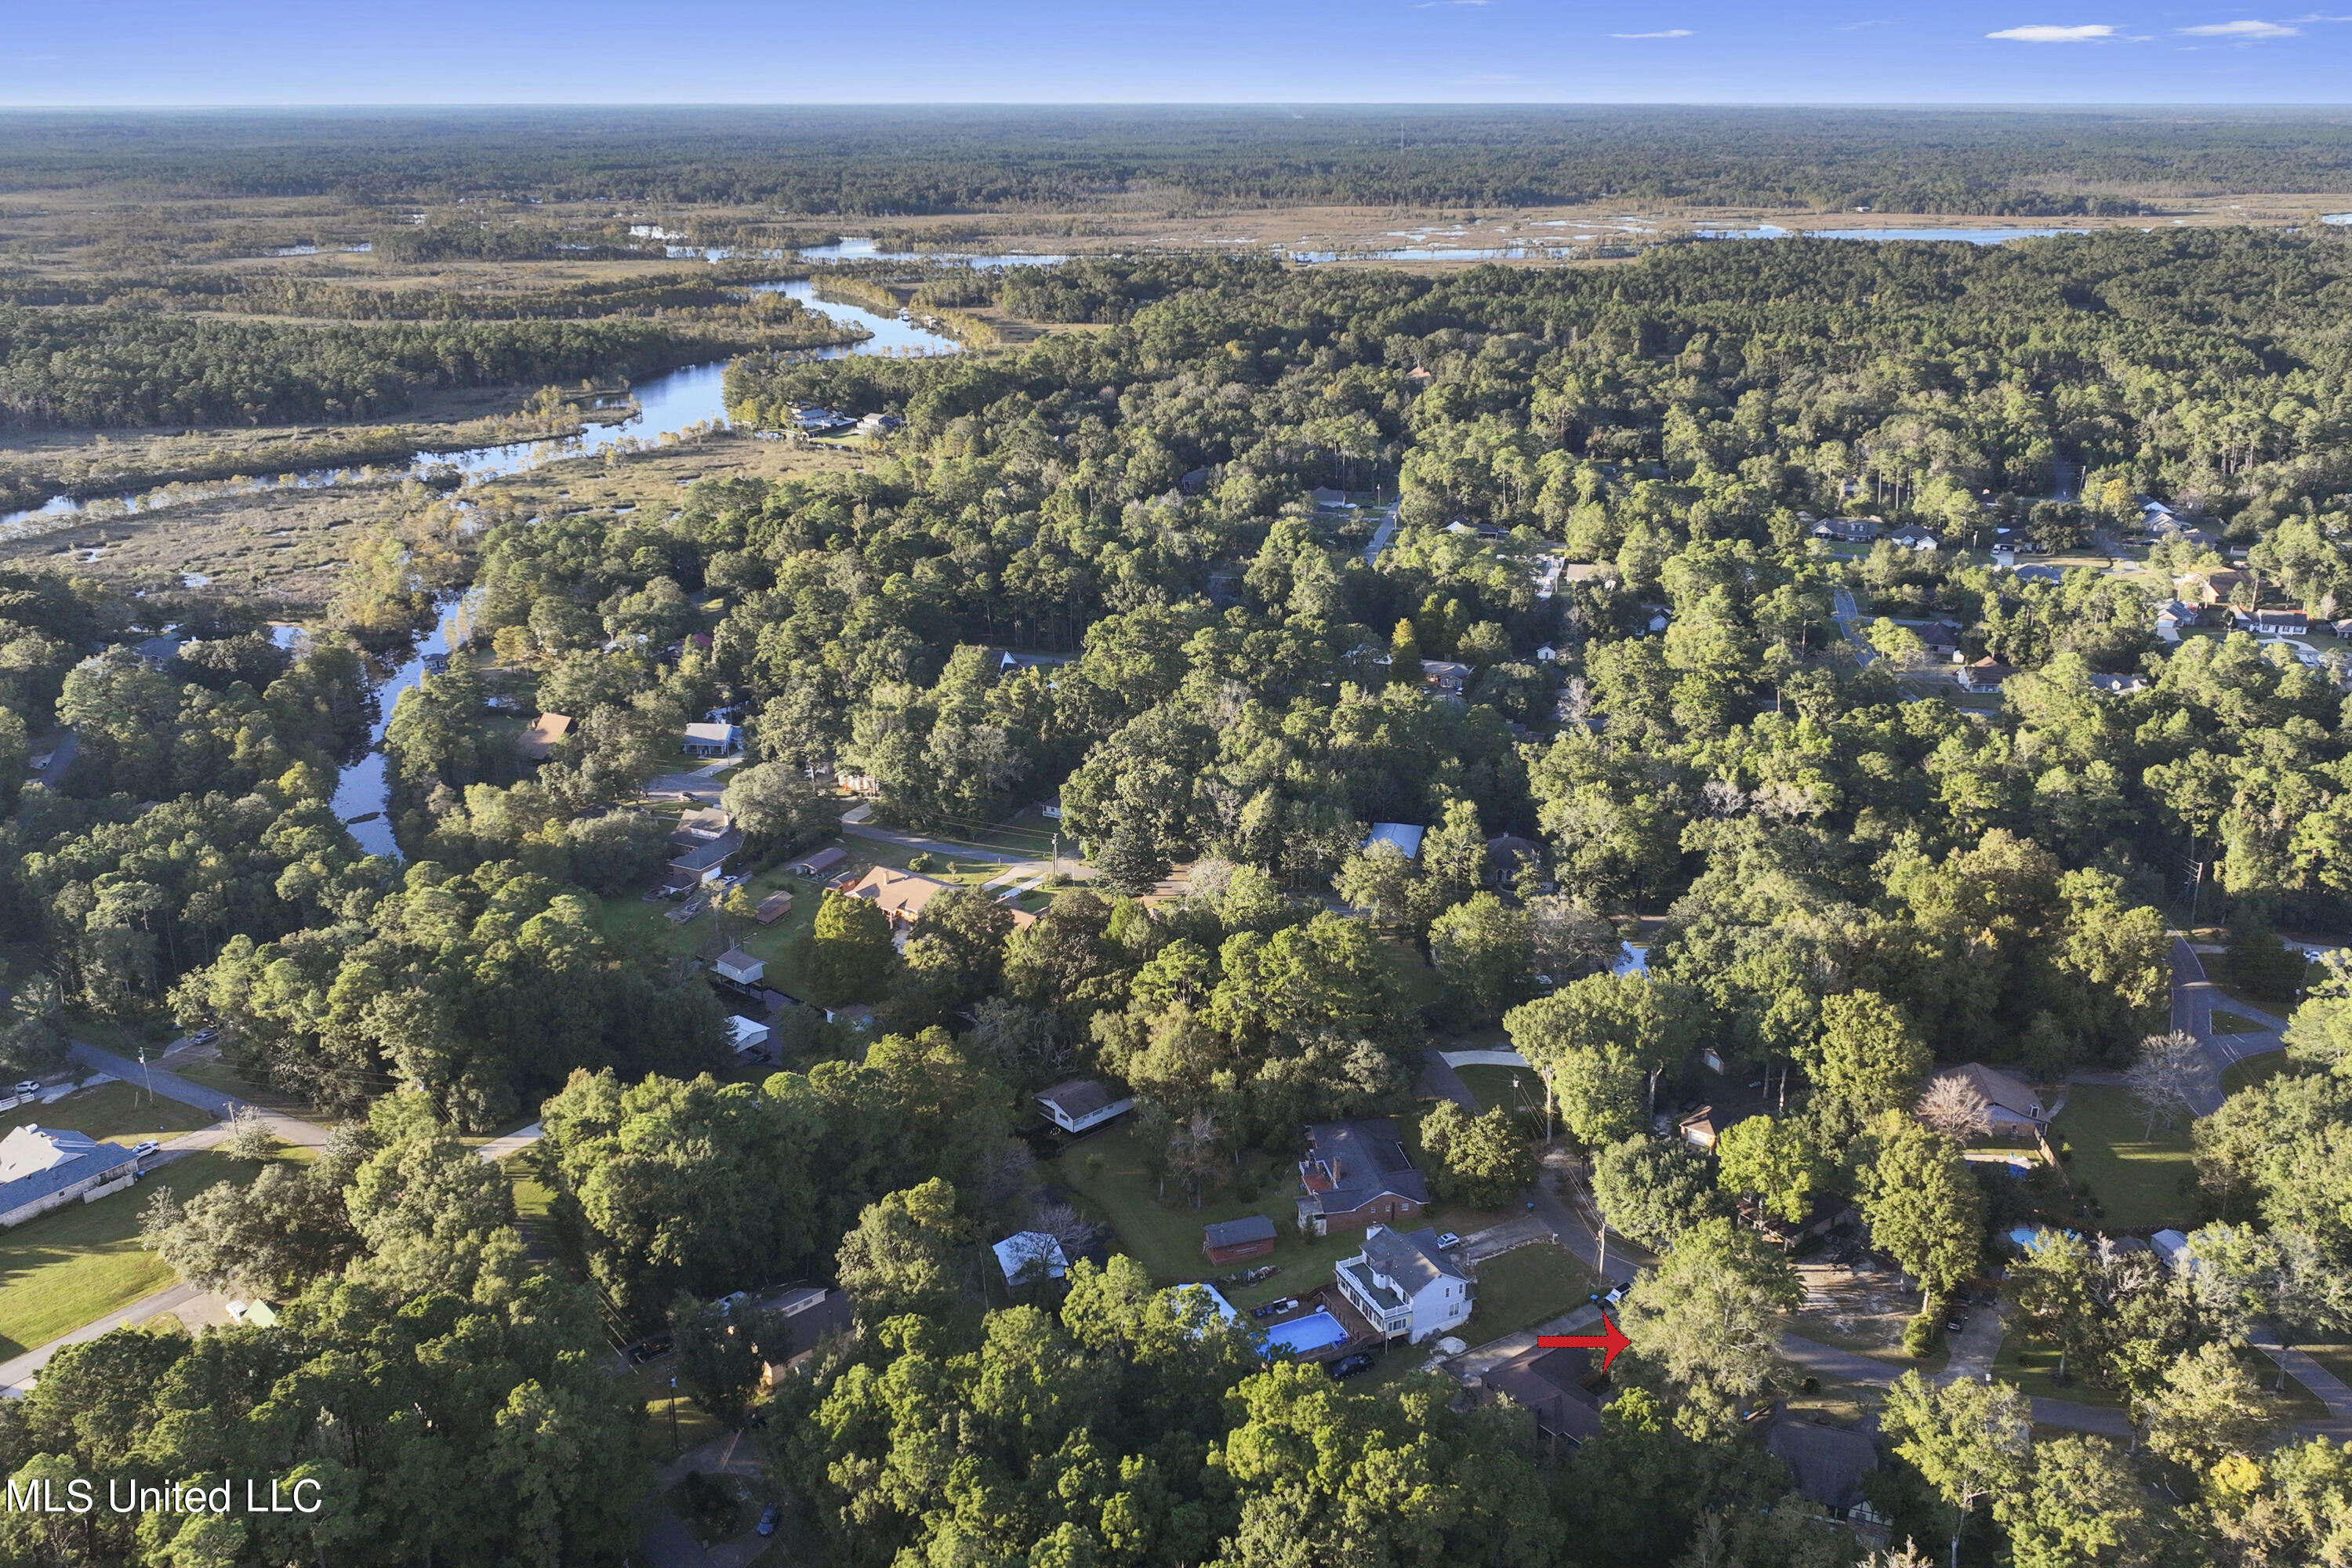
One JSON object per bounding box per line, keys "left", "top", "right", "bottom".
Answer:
{"left": 0, "top": 310, "right": 733, "bottom": 428}
{"left": 6, "top": 107, "right": 2352, "bottom": 215}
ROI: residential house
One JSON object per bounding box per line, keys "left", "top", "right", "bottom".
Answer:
{"left": 1886, "top": 524, "right": 1941, "bottom": 551}
{"left": 1405, "top": 366, "right": 1433, "bottom": 385}
{"left": 517, "top": 713, "right": 573, "bottom": 761}
{"left": 713, "top": 948, "right": 765, "bottom": 987}
{"left": 1474, "top": 1343, "right": 1606, "bottom": 1444}
{"left": 2245, "top": 608, "right": 2311, "bottom": 636}
{"left": 1927, "top": 1062, "right": 2045, "bottom": 1134}
{"left": 1310, "top": 487, "right": 1349, "bottom": 509}
{"left": 1639, "top": 604, "right": 1670, "bottom": 633}
{"left": 1958, "top": 657, "right": 2015, "bottom": 694}
{"left": 1679, "top": 1106, "right": 1728, "bottom": 1150}
{"left": 855, "top": 412, "right": 903, "bottom": 436}
{"left": 1484, "top": 835, "right": 1543, "bottom": 891}
{"left": 1810, "top": 519, "right": 1879, "bottom": 544}
{"left": 843, "top": 866, "right": 1045, "bottom": 944}
{"left": 753, "top": 891, "right": 793, "bottom": 925}
{"left": 789, "top": 847, "right": 847, "bottom": 879}
{"left": 1766, "top": 1418, "right": 1890, "bottom": 1540}
{"left": 1036, "top": 1079, "right": 1136, "bottom": 1135}
{"left": 993, "top": 1231, "right": 1069, "bottom": 1287}
{"left": 1743, "top": 1192, "right": 1856, "bottom": 1250}
{"left": 1202, "top": 1214, "right": 1279, "bottom": 1265}
{"left": 758, "top": 1287, "right": 856, "bottom": 1385}
{"left": 995, "top": 650, "right": 1074, "bottom": 678}
{"left": 131, "top": 634, "right": 182, "bottom": 666}
{"left": 1178, "top": 466, "right": 1212, "bottom": 494}
{"left": 2089, "top": 672, "right": 2149, "bottom": 695}
{"left": 1334, "top": 1224, "right": 1473, "bottom": 1344}
{"left": 1362, "top": 823, "right": 1425, "bottom": 860}
{"left": 666, "top": 829, "right": 744, "bottom": 891}
{"left": 1893, "top": 620, "right": 1962, "bottom": 657}
{"left": 1298, "top": 1118, "right": 1431, "bottom": 1236}
{"left": 0, "top": 1126, "right": 137, "bottom": 1229}
{"left": 2179, "top": 568, "right": 2246, "bottom": 608}
{"left": 2010, "top": 564, "right": 2065, "bottom": 586}
{"left": 2154, "top": 601, "right": 2203, "bottom": 642}
{"left": 1419, "top": 659, "right": 1473, "bottom": 699}
{"left": 681, "top": 721, "right": 742, "bottom": 758}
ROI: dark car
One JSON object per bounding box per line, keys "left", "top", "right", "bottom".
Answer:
{"left": 626, "top": 1332, "right": 674, "bottom": 1365}
{"left": 1329, "top": 1353, "right": 1377, "bottom": 1380}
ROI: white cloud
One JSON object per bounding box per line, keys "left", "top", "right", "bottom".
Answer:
{"left": 1986, "top": 22, "right": 2118, "bottom": 39}
{"left": 2178, "top": 17, "right": 2299, "bottom": 34}
{"left": 1608, "top": 27, "right": 1695, "bottom": 36}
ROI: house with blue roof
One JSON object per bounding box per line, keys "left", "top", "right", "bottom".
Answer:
{"left": 0, "top": 1125, "right": 139, "bottom": 1229}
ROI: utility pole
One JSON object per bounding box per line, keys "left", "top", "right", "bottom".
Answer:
{"left": 138, "top": 1048, "right": 153, "bottom": 1108}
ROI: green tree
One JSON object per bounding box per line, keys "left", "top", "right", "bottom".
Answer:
{"left": 1592, "top": 1134, "right": 1724, "bottom": 1252}
{"left": 1994, "top": 1436, "right": 2155, "bottom": 1568}
{"left": 670, "top": 1294, "right": 779, "bottom": 1430}
{"left": 810, "top": 887, "right": 895, "bottom": 1004}
{"left": 1711, "top": 1115, "right": 1824, "bottom": 1225}
{"left": 1428, "top": 892, "right": 1534, "bottom": 1018}
{"left": 1617, "top": 1217, "right": 1801, "bottom": 1432}
{"left": 1878, "top": 1370, "right": 2032, "bottom": 1568}
{"left": 1851, "top": 1111, "right": 1984, "bottom": 1312}
{"left": 1419, "top": 1100, "right": 1536, "bottom": 1207}
{"left": 1804, "top": 992, "right": 1931, "bottom": 1146}
{"left": 2140, "top": 1341, "right": 2277, "bottom": 1472}
{"left": 836, "top": 1178, "right": 972, "bottom": 1329}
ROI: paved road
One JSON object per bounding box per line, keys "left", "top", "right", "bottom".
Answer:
{"left": 1830, "top": 586, "right": 1878, "bottom": 668}
{"left": 2250, "top": 1325, "right": 2352, "bottom": 1421}
{"left": 476, "top": 1122, "right": 544, "bottom": 1163}
{"left": 0, "top": 1280, "right": 224, "bottom": 1397}
{"left": 842, "top": 820, "right": 1060, "bottom": 870}
{"left": 70, "top": 1042, "right": 335, "bottom": 1151}
{"left": 1362, "top": 505, "right": 1400, "bottom": 565}
{"left": 2168, "top": 938, "right": 2288, "bottom": 1112}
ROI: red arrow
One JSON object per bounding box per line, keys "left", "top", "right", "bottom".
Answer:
{"left": 1536, "top": 1312, "right": 1632, "bottom": 1373}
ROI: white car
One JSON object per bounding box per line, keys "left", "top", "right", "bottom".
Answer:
{"left": 131, "top": 1140, "right": 161, "bottom": 1159}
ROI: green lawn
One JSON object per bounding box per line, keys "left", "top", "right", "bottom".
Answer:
{"left": 2050, "top": 1084, "right": 2198, "bottom": 1231}
{"left": 2221, "top": 1054, "right": 2292, "bottom": 1098}
{"left": 66, "top": 1014, "right": 179, "bottom": 1058}
{"left": 1461, "top": 1243, "right": 1604, "bottom": 1340}
{"left": 165, "top": 1060, "right": 317, "bottom": 1117}
{"left": 0, "top": 1080, "right": 209, "bottom": 1145}
{"left": 0, "top": 1150, "right": 254, "bottom": 1357}
{"left": 1450, "top": 1065, "right": 1549, "bottom": 1137}
{"left": 1991, "top": 1330, "right": 2128, "bottom": 1409}
{"left": 1053, "top": 1120, "right": 1504, "bottom": 1312}
{"left": 2210, "top": 1010, "right": 2268, "bottom": 1035}
{"left": 628, "top": 1358, "right": 727, "bottom": 1461}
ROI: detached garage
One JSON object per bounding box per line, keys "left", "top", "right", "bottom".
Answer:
{"left": 1203, "top": 1214, "right": 1279, "bottom": 1265}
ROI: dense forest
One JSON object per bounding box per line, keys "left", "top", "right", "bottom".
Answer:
{"left": 8, "top": 222, "right": 2352, "bottom": 1565}
{"left": 5, "top": 107, "right": 2352, "bottom": 212}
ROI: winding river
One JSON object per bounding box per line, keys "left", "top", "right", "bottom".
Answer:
{"left": 285, "top": 287, "right": 964, "bottom": 855}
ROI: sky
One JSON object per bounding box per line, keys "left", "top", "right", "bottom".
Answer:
{"left": 3, "top": 1, "right": 2350, "bottom": 105}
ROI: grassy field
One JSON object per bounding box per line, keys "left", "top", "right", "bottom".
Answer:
{"left": 0, "top": 1150, "right": 254, "bottom": 1358}
{"left": 1452, "top": 1064, "right": 1548, "bottom": 1129}
{"left": 1051, "top": 1120, "right": 1503, "bottom": 1313}
{"left": 628, "top": 1357, "right": 727, "bottom": 1461}
{"left": 2211, "top": 1010, "right": 2268, "bottom": 1035}
{"left": 1462, "top": 1243, "right": 1604, "bottom": 1339}
{"left": 2051, "top": 1083, "right": 2198, "bottom": 1231}
{"left": 2221, "top": 1054, "right": 2292, "bottom": 1097}
{"left": 1992, "top": 1332, "right": 2329, "bottom": 1422}
{"left": 0, "top": 1081, "right": 210, "bottom": 1145}
{"left": 165, "top": 1059, "right": 320, "bottom": 1117}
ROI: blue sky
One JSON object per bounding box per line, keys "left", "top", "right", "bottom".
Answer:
{"left": 3, "top": 2, "right": 2349, "bottom": 104}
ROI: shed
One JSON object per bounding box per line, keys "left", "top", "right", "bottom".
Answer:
{"left": 517, "top": 713, "right": 574, "bottom": 761}
{"left": 993, "top": 1231, "right": 1069, "bottom": 1287}
{"left": 728, "top": 1015, "right": 771, "bottom": 1055}
{"left": 713, "top": 948, "right": 766, "bottom": 987}
{"left": 754, "top": 891, "right": 794, "bottom": 925}
{"left": 789, "top": 847, "right": 848, "bottom": 879}
{"left": 1203, "top": 1213, "right": 1279, "bottom": 1265}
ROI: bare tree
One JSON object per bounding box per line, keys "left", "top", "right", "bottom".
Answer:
{"left": 1167, "top": 1112, "right": 1223, "bottom": 1209}
{"left": 1526, "top": 895, "right": 1621, "bottom": 982}
{"left": 2125, "top": 1030, "right": 2211, "bottom": 1138}
{"left": 1029, "top": 1200, "right": 1094, "bottom": 1258}
{"left": 1916, "top": 1073, "right": 1993, "bottom": 1142}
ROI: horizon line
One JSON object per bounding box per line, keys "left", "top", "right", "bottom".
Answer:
{"left": 4, "top": 100, "right": 2352, "bottom": 112}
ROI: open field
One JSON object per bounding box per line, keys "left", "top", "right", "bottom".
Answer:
{"left": 2222, "top": 1054, "right": 2293, "bottom": 1097}
{"left": 1465, "top": 1242, "right": 1604, "bottom": 1340}
{"left": 0, "top": 1080, "right": 212, "bottom": 1145}
{"left": 2050, "top": 1084, "right": 2198, "bottom": 1232}
{"left": 1992, "top": 1330, "right": 2328, "bottom": 1422}
{"left": 0, "top": 1150, "right": 251, "bottom": 1357}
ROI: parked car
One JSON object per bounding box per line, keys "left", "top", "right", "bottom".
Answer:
{"left": 757, "top": 1507, "right": 780, "bottom": 1537}
{"left": 1329, "top": 1353, "right": 1377, "bottom": 1380}
{"left": 1251, "top": 1297, "right": 1298, "bottom": 1319}
{"left": 11, "top": 1080, "right": 40, "bottom": 1098}
{"left": 1604, "top": 1284, "right": 1628, "bottom": 1308}
{"left": 715, "top": 1290, "right": 750, "bottom": 1316}
{"left": 130, "top": 1140, "right": 160, "bottom": 1159}
{"left": 626, "top": 1333, "right": 674, "bottom": 1365}
{"left": 1434, "top": 1232, "right": 1463, "bottom": 1250}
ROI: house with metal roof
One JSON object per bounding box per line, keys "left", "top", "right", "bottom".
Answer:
{"left": 1036, "top": 1079, "right": 1135, "bottom": 1135}
{"left": 0, "top": 1126, "right": 139, "bottom": 1229}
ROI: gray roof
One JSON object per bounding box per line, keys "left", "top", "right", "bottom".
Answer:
{"left": 1482, "top": 1345, "right": 1606, "bottom": 1442}
{"left": 1767, "top": 1419, "right": 1880, "bottom": 1513}
{"left": 1360, "top": 1225, "right": 1468, "bottom": 1294}
{"left": 1203, "top": 1214, "right": 1279, "bottom": 1249}
{"left": 1303, "top": 1119, "right": 1430, "bottom": 1216}
{"left": 1039, "top": 1080, "right": 1118, "bottom": 1120}
{"left": 0, "top": 1135, "right": 135, "bottom": 1215}
{"left": 669, "top": 829, "right": 746, "bottom": 873}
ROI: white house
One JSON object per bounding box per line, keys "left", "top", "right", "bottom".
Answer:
{"left": 993, "top": 1231, "right": 1069, "bottom": 1287}
{"left": 681, "top": 722, "right": 742, "bottom": 759}
{"left": 727, "top": 1015, "right": 771, "bottom": 1055}
{"left": 0, "top": 1126, "right": 138, "bottom": 1229}
{"left": 1886, "top": 524, "right": 1940, "bottom": 552}
{"left": 1335, "top": 1225, "right": 1473, "bottom": 1344}
{"left": 1036, "top": 1079, "right": 1135, "bottom": 1134}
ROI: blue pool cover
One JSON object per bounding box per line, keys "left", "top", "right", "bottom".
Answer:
{"left": 1263, "top": 1309, "right": 1349, "bottom": 1356}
